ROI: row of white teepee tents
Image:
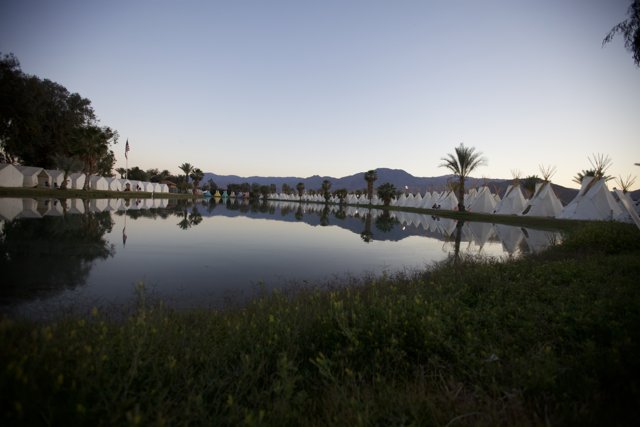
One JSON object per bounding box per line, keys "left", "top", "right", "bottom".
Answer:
{"left": 268, "top": 176, "right": 638, "bottom": 224}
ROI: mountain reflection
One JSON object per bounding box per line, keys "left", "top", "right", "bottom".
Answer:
{"left": 1, "top": 197, "right": 562, "bottom": 252}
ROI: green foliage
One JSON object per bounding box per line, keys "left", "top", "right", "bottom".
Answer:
{"left": 178, "top": 163, "right": 194, "bottom": 184}
{"left": 364, "top": 169, "right": 378, "bottom": 200}
{"left": 126, "top": 166, "right": 148, "bottom": 181}
{"left": 0, "top": 53, "right": 116, "bottom": 172}
{"left": 376, "top": 182, "right": 397, "bottom": 206}
{"left": 554, "top": 221, "right": 640, "bottom": 255}
{"left": 189, "top": 168, "right": 204, "bottom": 193}
{"left": 334, "top": 188, "right": 348, "bottom": 203}
{"left": 321, "top": 179, "right": 332, "bottom": 202}
{"left": 439, "top": 143, "right": 487, "bottom": 212}
{"left": 603, "top": 0, "right": 640, "bottom": 67}
{"left": 53, "top": 154, "right": 83, "bottom": 189}
{"left": 521, "top": 175, "right": 541, "bottom": 197}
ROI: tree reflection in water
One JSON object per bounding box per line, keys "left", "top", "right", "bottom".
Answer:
{"left": 360, "top": 213, "right": 373, "bottom": 243}
{"left": 0, "top": 210, "right": 115, "bottom": 302}
{"left": 452, "top": 220, "right": 464, "bottom": 264}
{"left": 177, "top": 201, "right": 203, "bottom": 230}
{"left": 375, "top": 211, "right": 398, "bottom": 233}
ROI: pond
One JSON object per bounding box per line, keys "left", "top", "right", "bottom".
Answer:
{"left": 0, "top": 197, "right": 561, "bottom": 317}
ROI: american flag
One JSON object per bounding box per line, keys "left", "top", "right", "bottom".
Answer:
{"left": 125, "top": 139, "right": 130, "bottom": 159}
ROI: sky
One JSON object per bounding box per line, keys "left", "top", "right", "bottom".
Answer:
{"left": 1, "top": 0, "right": 639, "bottom": 189}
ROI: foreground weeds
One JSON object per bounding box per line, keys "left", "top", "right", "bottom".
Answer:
{"left": 1, "top": 222, "right": 639, "bottom": 426}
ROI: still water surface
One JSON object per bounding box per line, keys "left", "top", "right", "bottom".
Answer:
{"left": 0, "top": 197, "right": 560, "bottom": 317}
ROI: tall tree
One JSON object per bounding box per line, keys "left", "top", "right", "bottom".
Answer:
{"left": 0, "top": 53, "right": 107, "bottom": 168}
{"left": 603, "top": 0, "right": 640, "bottom": 67}
{"left": 364, "top": 169, "right": 378, "bottom": 201}
{"left": 439, "top": 143, "right": 486, "bottom": 212}
{"left": 179, "top": 163, "right": 194, "bottom": 188}
{"left": 321, "top": 179, "right": 332, "bottom": 202}
{"left": 296, "top": 182, "right": 305, "bottom": 199}
{"left": 126, "top": 166, "right": 148, "bottom": 181}
{"left": 53, "top": 154, "right": 83, "bottom": 190}
{"left": 377, "top": 182, "right": 397, "bottom": 206}
{"left": 115, "top": 167, "right": 127, "bottom": 179}
{"left": 189, "top": 168, "right": 204, "bottom": 194}
{"left": 75, "top": 125, "right": 118, "bottom": 189}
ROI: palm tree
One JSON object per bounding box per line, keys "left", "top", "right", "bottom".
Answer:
{"left": 115, "top": 167, "right": 127, "bottom": 178}
{"left": 179, "top": 163, "right": 194, "bottom": 190}
{"left": 439, "top": 143, "right": 486, "bottom": 212}
{"left": 53, "top": 154, "right": 83, "bottom": 190}
{"left": 296, "top": 182, "right": 305, "bottom": 200}
{"left": 360, "top": 213, "right": 373, "bottom": 243}
{"left": 364, "top": 169, "right": 378, "bottom": 201}
{"left": 377, "top": 182, "right": 397, "bottom": 206}
{"left": 321, "top": 179, "right": 332, "bottom": 203}
{"left": 603, "top": 0, "right": 640, "bottom": 67}
{"left": 335, "top": 188, "right": 348, "bottom": 204}
{"left": 189, "top": 168, "right": 204, "bottom": 194}
{"left": 521, "top": 175, "right": 540, "bottom": 198}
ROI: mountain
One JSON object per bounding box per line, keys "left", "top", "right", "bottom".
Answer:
{"left": 203, "top": 168, "right": 505, "bottom": 193}
{"left": 200, "top": 168, "right": 618, "bottom": 206}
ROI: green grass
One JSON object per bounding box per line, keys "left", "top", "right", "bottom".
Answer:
{"left": 1, "top": 222, "right": 639, "bottom": 425}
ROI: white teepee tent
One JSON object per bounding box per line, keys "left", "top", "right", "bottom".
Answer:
{"left": 494, "top": 184, "right": 528, "bottom": 215}
{"left": 522, "top": 182, "right": 563, "bottom": 217}
{"left": 559, "top": 176, "right": 623, "bottom": 221}
{"left": 467, "top": 186, "right": 496, "bottom": 213}
{"left": 434, "top": 191, "right": 458, "bottom": 211}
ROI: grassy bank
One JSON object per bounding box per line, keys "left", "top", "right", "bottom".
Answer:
{"left": 0, "top": 187, "right": 195, "bottom": 199}
{"left": 1, "top": 221, "right": 639, "bottom": 426}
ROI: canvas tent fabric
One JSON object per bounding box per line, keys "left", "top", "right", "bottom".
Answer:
{"left": 16, "top": 165, "right": 43, "bottom": 187}
{"left": 467, "top": 186, "right": 496, "bottom": 213}
{"left": 118, "top": 178, "right": 132, "bottom": 191}
{"left": 559, "top": 177, "right": 623, "bottom": 221}
{"left": 464, "top": 188, "right": 478, "bottom": 210}
{"left": 494, "top": 184, "right": 528, "bottom": 215}
{"left": 106, "top": 177, "right": 122, "bottom": 191}
{"left": 69, "top": 173, "right": 86, "bottom": 190}
{"left": 522, "top": 182, "right": 563, "bottom": 218}
{"left": 0, "top": 197, "right": 23, "bottom": 220}
{"left": 45, "top": 169, "right": 65, "bottom": 188}
{"left": 0, "top": 164, "right": 23, "bottom": 187}
{"left": 614, "top": 189, "right": 640, "bottom": 228}
{"left": 434, "top": 191, "right": 458, "bottom": 211}
{"left": 89, "top": 175, "right": 109, "bottom": 191}
{"left": 37, "top": 169, "right": 52, "bottom": 187}
{"left": 419, "top": 192, "right": 433, "bottom": 209}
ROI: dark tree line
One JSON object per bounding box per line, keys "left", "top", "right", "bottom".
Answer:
{"left": 0, "top": 53, "right": 117, "bottom": 177}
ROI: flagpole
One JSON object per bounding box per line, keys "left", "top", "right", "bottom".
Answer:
{"left": 125, "top": 138, "right": 129, "bottom": 180}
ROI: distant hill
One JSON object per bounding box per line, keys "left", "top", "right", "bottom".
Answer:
{"left": 202, "top": 168, "right": 506, "bottom": 194}
{"left": 200, "top": 168, "right": 640, "bottom": 206}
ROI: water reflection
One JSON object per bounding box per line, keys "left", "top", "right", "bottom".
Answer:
{"left": 0, "top": 208, "right": 115, "bottom": 303}
{"left": 0, "top": 197, "right": 562, "bottom": 313}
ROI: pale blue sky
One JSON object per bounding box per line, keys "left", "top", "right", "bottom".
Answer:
{"left": 1, "top": 0, "right": 639, "bottom": 189}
